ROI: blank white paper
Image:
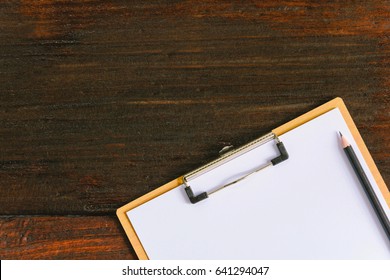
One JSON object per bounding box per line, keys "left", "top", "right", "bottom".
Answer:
{"left": 127, "top": 108, "right": 390, "bottom": 259}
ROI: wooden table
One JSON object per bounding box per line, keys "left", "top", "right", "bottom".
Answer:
{"left": 1, "top": 0, "right": 389, "bottom": 259}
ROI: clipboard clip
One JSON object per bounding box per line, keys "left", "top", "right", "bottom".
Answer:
{"left": 183, "top": 132, "right": 289, "bottom": 204}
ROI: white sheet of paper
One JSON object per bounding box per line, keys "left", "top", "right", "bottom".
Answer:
{"left": 127, "top": 108, "right": 390, "bottom": 259}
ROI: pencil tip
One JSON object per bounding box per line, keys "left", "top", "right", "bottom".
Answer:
{"left": 339, "top": 132, "right": 350, "bottom": 148}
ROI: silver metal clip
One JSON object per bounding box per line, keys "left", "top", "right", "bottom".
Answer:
{"left": 219, "top": 145, "right": 234, "bottom": 156}
{"left": 183, "top": 132, "right": 289, "bottom": 204}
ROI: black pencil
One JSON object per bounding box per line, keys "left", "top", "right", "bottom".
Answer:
{"left": 339, "top": 132, "right": 390, "bottom": 242}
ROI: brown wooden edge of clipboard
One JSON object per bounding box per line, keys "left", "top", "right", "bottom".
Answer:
{"left": 116, "top": 97, "right": 390, "bottom": 260}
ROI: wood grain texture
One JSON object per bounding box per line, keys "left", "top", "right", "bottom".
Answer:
{"left": 0, "top": 216, "right": 136, "bottom": 259}
{"left": 0, "top": 0, "right": 389, "bottom": 259}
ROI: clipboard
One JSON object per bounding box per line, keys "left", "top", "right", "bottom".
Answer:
{"left": 117, "top": 97, "right": 390, "bottom": 259}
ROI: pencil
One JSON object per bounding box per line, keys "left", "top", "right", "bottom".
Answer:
{"left": 339, "top": 132, "right": 390, "bottom": 242}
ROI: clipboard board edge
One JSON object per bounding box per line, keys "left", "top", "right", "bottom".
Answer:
{"left": 116, "top": 177, "right": 183, "bottom": 260}
{"left": 272, "top": 97, "right": 343, "bottom": 136}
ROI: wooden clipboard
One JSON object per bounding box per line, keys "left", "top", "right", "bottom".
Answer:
{"left": 117, "top": 97, "right": 390, "bottom": 260}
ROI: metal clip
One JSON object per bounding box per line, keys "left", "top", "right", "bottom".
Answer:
{"left": 219, "top": 145, "right": 234, "bottom": 156}
{"left": 183, "top": 132, "right": 289, "bottom": 204}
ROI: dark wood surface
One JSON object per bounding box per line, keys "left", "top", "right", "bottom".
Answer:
{"left": 1, "top": 0, "right": 389, "bottom": 259}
